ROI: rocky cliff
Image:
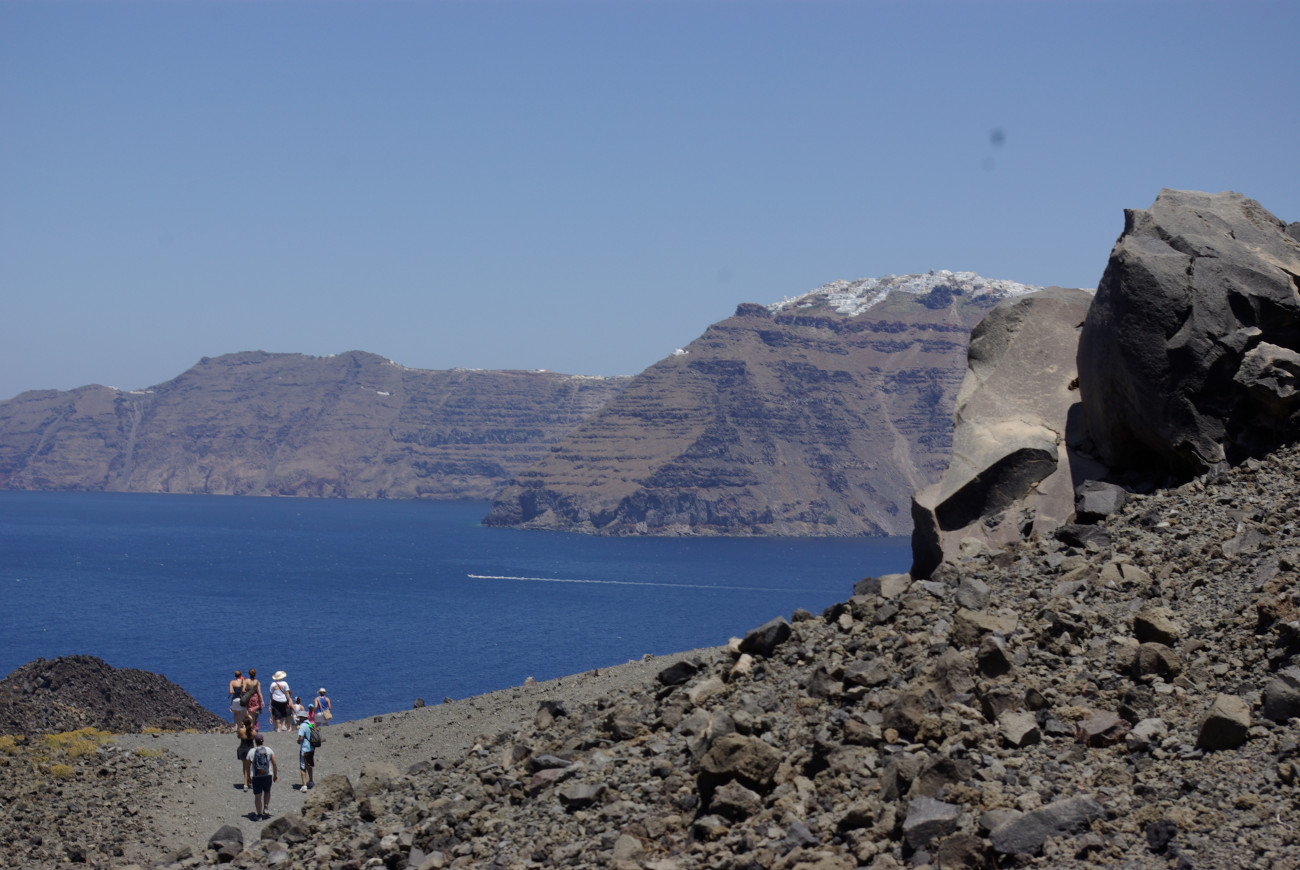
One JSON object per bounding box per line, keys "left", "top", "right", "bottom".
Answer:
{"left": 0, "top": 351, "right": 628, "bottom": 500}
{"left": 912, "top": 189, "right": 1300, "bottom": 576}
{"left": 485, "top": 273, "right": 1041, "bottom": 537}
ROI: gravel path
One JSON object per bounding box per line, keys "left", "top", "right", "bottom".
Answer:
{"left": 113, "top": 648, "right": 715, "bottom": 861}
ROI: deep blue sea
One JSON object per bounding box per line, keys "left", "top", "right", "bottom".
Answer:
{"left": 0, "top": 492, "right": 911, "bottom": 723}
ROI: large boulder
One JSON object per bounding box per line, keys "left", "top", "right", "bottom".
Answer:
{"left": 1077, "top": 189, "right": 1300, "bottom": 478}
{"left": 911, "top": 287, "right": 1103, "bottom": 577}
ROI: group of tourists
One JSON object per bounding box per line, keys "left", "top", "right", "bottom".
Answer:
{"left": 228, "top": 668, "right": 334, "bottom": 820}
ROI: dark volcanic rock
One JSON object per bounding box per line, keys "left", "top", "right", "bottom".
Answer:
{"left": 0, "top": 351, "right": 627, "bottom": 500}
{"left": 0, "top": 654, "right": 226, "bottom": 735}
{"left": 988, "top": 796, "right": 1105, "bottom": 857}
{"left": 1077, "top": 189, "right": 1300, "bottom": 478}
{"left": 485, "top": 272, "right": 1041, "bottom": 536}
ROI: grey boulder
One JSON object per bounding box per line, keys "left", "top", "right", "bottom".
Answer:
{"left": 989, "top": 795, "right": 1105, "bottom": 856}
{"left": 1077, "top": 189, "right": 1300, "bottom": 477}
{"left": 912, "top": 287, "right": 1104, "bottom": 577}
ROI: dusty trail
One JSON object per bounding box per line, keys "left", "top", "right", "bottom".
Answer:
{"left": 113, "top": 649, "right": 711, "bottom": 860}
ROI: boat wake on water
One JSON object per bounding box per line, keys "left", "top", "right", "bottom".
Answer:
{"left": 467, "top": 573, "right": 803, "bottom": 592}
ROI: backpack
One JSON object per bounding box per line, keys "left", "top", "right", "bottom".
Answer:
{"left": 239, "top": 683, "right": 254, "bottom": 706}
{"left": 252, "top": 746, "right": 271, "bottom": 775}
{"left": 307, "top": 723, "right": 323, "bottom": 748}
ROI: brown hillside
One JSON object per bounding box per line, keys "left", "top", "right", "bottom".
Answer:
{"left": 0, "top": 352, "right": 628, "bottom": 500}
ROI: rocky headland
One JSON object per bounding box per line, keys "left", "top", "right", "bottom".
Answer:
{"left": 485, "top": 273, "right": 1042, "bottom": 537}
{"left": 0, "top": 352, "right": 628, "bottom": 500}
{"left": 4, "top": 189, "right": 1300, "bottom": 869}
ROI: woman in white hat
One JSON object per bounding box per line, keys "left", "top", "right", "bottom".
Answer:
{"left": 268, "top": 670, "right": 291, "bottom": 732}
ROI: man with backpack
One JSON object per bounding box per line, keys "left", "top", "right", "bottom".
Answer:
{"left": 296, "top": 708, "right": 321, "bottom": 789}
{"left": 247, "top": 734, "right": 278, "bottom": 820}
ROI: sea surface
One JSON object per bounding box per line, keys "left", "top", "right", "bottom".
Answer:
{"left": 0, "top": 492, "right": 911, "bottom": 722}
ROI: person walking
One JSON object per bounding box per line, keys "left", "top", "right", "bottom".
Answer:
{"left": 243, "top": 668, "right": 264, "bottom": 733}
{"left": 235, "top": 710, "right": 255, "bottom": 789}
{"left": 228, "top": 670, "right": 246, "bottom": 724}
{"left": 312, "top": 688, "right": 332, "bottom": 725}
{"left": 268, "top": 671, "right": 292, "bottom": 732}
{"left": 247, "top": 734, "right": 278, "bottom": 820}
{"left": 295, "top": 708, "right": 317, "bottom": 790}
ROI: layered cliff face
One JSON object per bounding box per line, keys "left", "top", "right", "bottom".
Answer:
{"left": 0, "top": 351, "right": 628, "bottom": 499}
{"left": 484, "top": 272, "right": 1041, "bottom": 537}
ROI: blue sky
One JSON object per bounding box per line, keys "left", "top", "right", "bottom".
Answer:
{"left": 2, "top": 1, "right": 1296, "bottom": 401}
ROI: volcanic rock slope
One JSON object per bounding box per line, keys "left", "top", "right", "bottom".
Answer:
{"left": 0, "top": 351, "right": 628, "bottom": 500}
{"left": 485, "top": 273, "right": 1040, "bottom": 537}
{"left": 0, "top": 654, "right": 227, "bottom": 736}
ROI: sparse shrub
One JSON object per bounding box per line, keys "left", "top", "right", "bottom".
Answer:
{"left": 48, "top": 763, "right": 74, "bottom": 779}
{"left": 134, "top": 747, "right": 165, "bottom": 758}
{"left": 0, "top": 735, "right": 22, "bottom": 756}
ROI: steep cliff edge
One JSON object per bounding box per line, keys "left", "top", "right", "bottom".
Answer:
{"left": 484, "top": 272, "right": 1041, "bottom": 537}
{"left": 0, "top": 351, "right": 628, "bottom": 500}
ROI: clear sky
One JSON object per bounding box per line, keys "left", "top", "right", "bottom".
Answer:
{"left": 2, "top": 1, "right": 1296, "bottom": 401}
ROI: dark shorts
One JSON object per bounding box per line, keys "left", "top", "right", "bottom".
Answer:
{"left": 251, "top": 773, "right": 273, "bottom": 796}
{"left": 300, "top": 750, "right": 315, "bottom": 770}
{"left": 271, "top": 700, "right": 289, "bottom": 718}
{"left": 237, "top": 740, "right": 253, "bottom": 761}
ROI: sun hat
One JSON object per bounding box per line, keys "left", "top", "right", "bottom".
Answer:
{"left": 318, "top": 688, "right": 327, "bottom": 695}
{"left": 296, "top": 708, "right": 309, "bottom": 720}
{"left": 272, "top": 670, "right": 287, "bottom": 680}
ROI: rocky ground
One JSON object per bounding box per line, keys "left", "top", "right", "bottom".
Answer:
{"left": 6, "top": 442, "right": 1300, "bottom": 868}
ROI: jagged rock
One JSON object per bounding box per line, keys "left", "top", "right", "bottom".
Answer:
{"left": 881, "top": 691, "right": 928, "bottom": 741}
{"left": 656, "top": 660, "right": 701, "bottom": 686}
{"left": 207, "top": 824, "right": 243, "bottom": 862}
{"left": 988, "top": 795, "right": 1105, "bottom": 856}
{"left": 738, "top": 617, "right": 792, "bottom": 658}
{"left": 954, "top": 576, "right": 991, "bottom": 610}
{"left": 1075, "top": 480, "right": 1129, "bottom": 523}
{"left": 1134, "top": 642, "right": 1183, "bottom": 679}
{"left": 534, "top": 699, "right": 568, "bottom": 731}
{"left": 1074, "top": 711, "right": 1129, "bottom": 747}
{"left": 1262, "top": 675, "right": 1300, "bottom": 722}
{"left": 1198, "top": 693, "right": 1251, "bottom": 750}
{"left": 557, "top": 783, "right": 606, "bottom": 811}
{"left": 1146, "top": 819, "right": 1179, "bottom": 854}
{"left": 912, "top": 286, "right": 1102, "bottom": 577}
{"left": 902, "top": 797, "right": 963, "bottom": 849}
{"left": 1078, "top": 189, "right": 1300, "bottom": 477}
{"left": 697, "top": 734, "right": 782, "bottom": 802}
{"left": 879, "top": 573, "right": 912, "bottom": 600}
{"left": 976, "top": 634, "right": 1014, "bottom": 678}
{"left": 1133, "top": 606, "right": 1183, "bottom": 646}
{"left": 911, "top": 756, "right": 974, "bottom": 799}
{"left": 1053, "top": 523, "right": 1111, "bottom": 550}
{"left": 999, "top": 710, "right": 1041, "bottom": 748}
{"left": 1126, "top": 718, "right": 1169, "bottom": 753}
{"left": 936, "top": 832, "right": 992, "bottom": 870}
{"left": 259, "top": 813, "right": 308, "bottom": 844}
{"left": 843, "top": 659, "right": 890, "bottom": 689}
{"left": 951, "top": 608, "right": 1017, "bottom": 647}
{"left": 710, "top": 781, "right": 763, "bottom": 821}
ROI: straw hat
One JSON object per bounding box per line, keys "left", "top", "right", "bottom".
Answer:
{"left": 272, "top": 670, "right": 287, "bottom": 681}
